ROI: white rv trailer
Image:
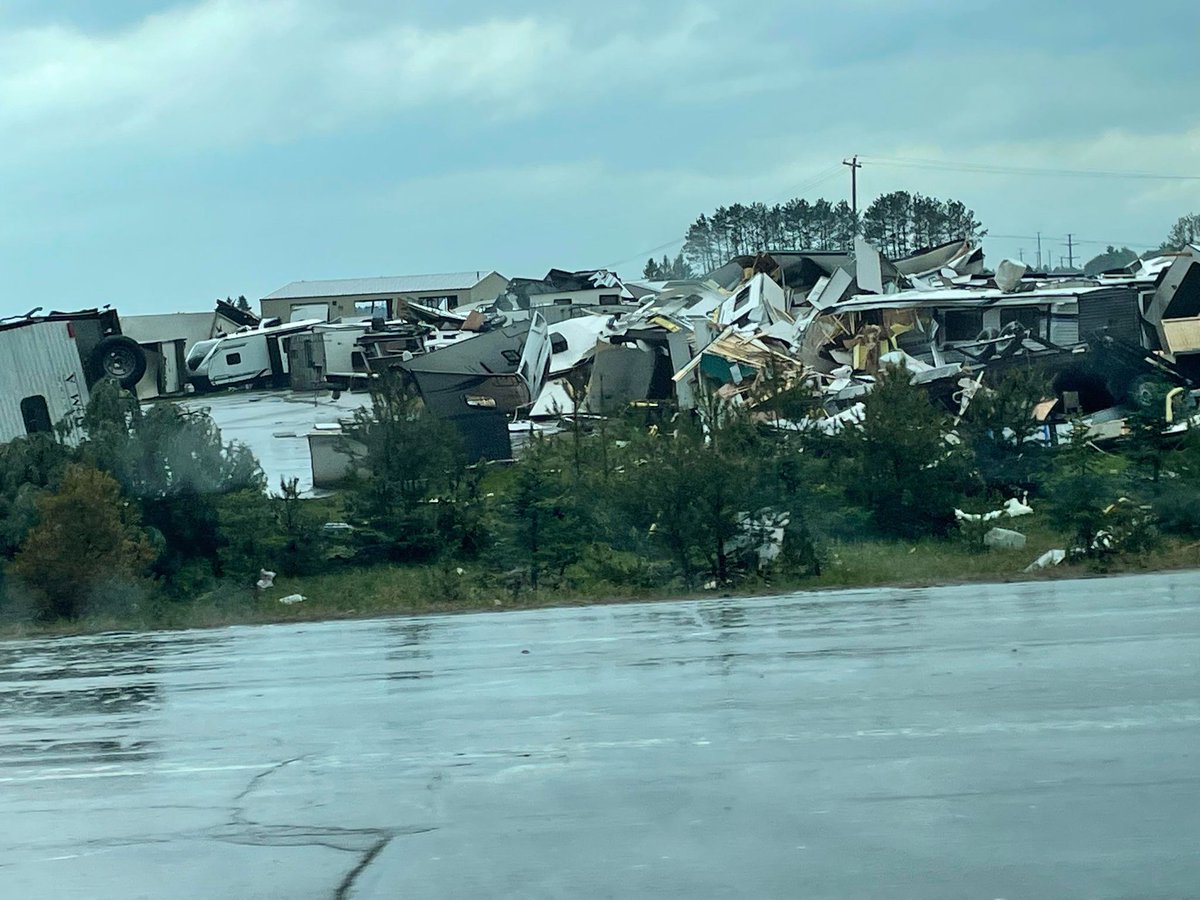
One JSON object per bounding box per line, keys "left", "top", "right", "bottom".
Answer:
{"left": 184, "top": 319, "right": 323, "bottom": 391}
{"left": 287, "top": 322, "right": 374, "bottom": 390}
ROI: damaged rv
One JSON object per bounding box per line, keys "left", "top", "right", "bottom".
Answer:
{"left": 395, "top": 314, "right": 551, "bottom": 461}
{"left": 0, "top": 308, "right": 147, "bottom": 444}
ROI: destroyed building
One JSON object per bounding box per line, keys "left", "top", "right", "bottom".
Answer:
{"left": 517, "top": 238, "right": 1200, "bottom": 437}
{"left": 491, "top": 268, "right": 652, "bottom": 324}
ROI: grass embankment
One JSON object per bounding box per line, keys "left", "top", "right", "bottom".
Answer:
{"left": 5, "top": 510, "right": 1199, "bottom": 640}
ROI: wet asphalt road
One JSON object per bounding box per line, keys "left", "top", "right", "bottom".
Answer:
{"left": 2, "top": 573, "right": 1199, "bottom": 899}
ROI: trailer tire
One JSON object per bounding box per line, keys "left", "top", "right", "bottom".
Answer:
{"left": 92, "top": 335, "right": 147, "bottom": 388}
{"left": 974, "top": 328, "right": 999, "bottom": 360}
{"left": 1126, "top": 374, "right": 1161, "bottom": 410}
{"left": 995, "top": 321, "right": 1027, "bottom": 357}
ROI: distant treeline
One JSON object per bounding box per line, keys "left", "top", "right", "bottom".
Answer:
{"left": 678, "top": 191, "right": 986, "bottom": 272}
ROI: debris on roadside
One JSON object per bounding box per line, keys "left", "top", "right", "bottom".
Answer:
{"left": 1024, "top": 549, "right": 1067, "bottom": 572}
{"left": 984, "top": 527, "right": 1027, "bottom": 551}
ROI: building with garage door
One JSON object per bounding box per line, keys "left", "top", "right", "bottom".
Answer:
{"left": 259, "top": 271, "right": 509, "bottom": 323}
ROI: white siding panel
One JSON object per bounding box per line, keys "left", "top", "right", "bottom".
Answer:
{"left": 1048, "top": 303, "right": 1079, "bottom": 346}
{"left": 0, "top": 322, "right": 90, "bottom": 444}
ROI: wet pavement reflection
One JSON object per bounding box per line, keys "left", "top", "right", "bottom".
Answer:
{"left": 2, "top": 573, "right": 1200, "bottom": 899}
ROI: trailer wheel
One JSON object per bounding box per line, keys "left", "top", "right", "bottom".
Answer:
{"left": 92, "top": 335, "right": 147, "bottom": 388}
{"left": 1126, "top": 374, "right": 1162, "bottom": 410}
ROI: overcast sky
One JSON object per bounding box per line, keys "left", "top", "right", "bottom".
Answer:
{"left": 1, "top": 0, "right": 1198, "bottom": 316}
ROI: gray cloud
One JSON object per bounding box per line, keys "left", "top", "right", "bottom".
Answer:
{"left": 0, "top": 0, "right": 1197, "bottom": 312}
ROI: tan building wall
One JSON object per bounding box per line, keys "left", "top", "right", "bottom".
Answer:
{"left": 260, "top": 272, "right": 509, "bottom": 323}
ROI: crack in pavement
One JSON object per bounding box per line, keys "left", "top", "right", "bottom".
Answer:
{"left": 334, "top": 833, "right": 392, "bottom": 900}
{"left": 218, "top": 757, "right": 437, "bottom": 897}
{"left": 229, "top": 756, "right": 304, "bottom": 824}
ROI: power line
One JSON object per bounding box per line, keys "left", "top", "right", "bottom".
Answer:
{"left": 858, "top": 155, "right": 1200, "bottom": 182}
{"left": 988, "top": 233, "right": 1157, "bottom": 248}
{"left": 603, "top": 236, "right": 687, "bottom": 271}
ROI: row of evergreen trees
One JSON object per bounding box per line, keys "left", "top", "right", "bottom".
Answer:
{"left": 678, "top": 191, "right": 985, "bottom": 272}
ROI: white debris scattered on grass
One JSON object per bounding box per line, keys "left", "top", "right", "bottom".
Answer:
{"left": 1002, "top": 496, "right": 1033, "bottom": 517}
{"left": 956, "top": 508, "right": 1003, "bottom": 523}
{"left": 1023, "top": 549, "right": 1066, "bottom": 572}
{"left": 256, "top": 569, "right": 276, "bottom": 590}
{"left": 278, "top": 593, "right": 306, "bottom": 605}
{"left": 984, "top": 527, "right": 1027, "bottom": 550}
{"left": 956, "top": 495, "right": 1033, "bottom": 523}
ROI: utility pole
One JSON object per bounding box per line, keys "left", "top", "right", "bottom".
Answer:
{"left": 1019, "top": 248, "right": 1024, "bottom": 262}
{"left": 842, "top": 155, "right": 862, "bottom": 224}
{"left": 1065, "top": 233, "right": 1074, "bottom": 269}
{"left": 1036, "top": 232, "right": 1043, "bottom": 270}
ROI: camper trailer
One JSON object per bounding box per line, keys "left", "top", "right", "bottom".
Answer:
{"left": 0, "top": 308, "right": 147, "bottom": 444}
{"left": 287, "top": 322, "right": 379, "bottom": 391}
{"left": 185, "top": 319, "right": 322, "bottom": 391}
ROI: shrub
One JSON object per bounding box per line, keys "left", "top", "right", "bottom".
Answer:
{"left": 10, "top": 464, "right": 155, "bottom": 620}
{"left": 845, "top": 365, "right": 976, "bottom": 537}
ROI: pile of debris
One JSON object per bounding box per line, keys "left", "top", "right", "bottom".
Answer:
{"left": 515, "top": 239, "right": 1200, "bottom": 443}
{"left": 174, "top": 240, "right": 1200, "bottom": 470}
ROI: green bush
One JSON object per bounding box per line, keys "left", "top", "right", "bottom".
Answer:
{"left": 1152, "top": 487, "right": 1200, "bottom": 537}
{"left": 845, "top": 365, "right": 976, "bottom": 538}
{"left": 10, "top": 464, "right": 156, "bottom": 620}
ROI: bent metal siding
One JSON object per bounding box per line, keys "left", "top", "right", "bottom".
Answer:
{"left": 0, "top": 321, "right": 90, "bottom": 445}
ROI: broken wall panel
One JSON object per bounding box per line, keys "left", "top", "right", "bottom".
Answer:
{"left": 586, "top": 343, "right": 658, "bottom": 414}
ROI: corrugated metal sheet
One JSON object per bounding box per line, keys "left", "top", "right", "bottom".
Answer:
{"left": 0, "top": 321, "right": 89, "bottom": 444}
{"left": 263, "top": 272, "right": 497, "bottom": 300}
{"left": 1076, "top": 286, "right": 1141, "bottom": 345}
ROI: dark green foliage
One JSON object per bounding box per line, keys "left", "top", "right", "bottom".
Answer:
{"left": 499, "top": 435, "right": 589, "bottom": 591}
{"left": 574, "top": 543, "right": 673, "bottom": 592}
{"left": 1162, "top": 213, "right": 1200, "bottom": 251}
{"left": 0, "top": 435, "right": 71, "bottom": 557}
{"left": 1083, "top": 246, "right": 1138, "bottom": 276}
{"left": 81, "top": 381, "right": 263, "bottom": 500}
{"left": 341, "top": 374, "right": 467, "bottom": 561}
{"left": 862, "top": 192, "right": 985, "bottom": 259}
{"left": 643, "top": 252, "right": 695, "bottom": 281}
{"left": 682, "top": 199, "right": 858, "bottom": 271}
{"left": 1123, "top": 381, "right": 1177, "bottom": 483}
{"left": 274, "top": 477, "right": 328, "bottom": 576}
{"left": 1048, "top": 470, "right": 1112, "bottom": 551}
{"left": 961, "top": 367, "right": 1052, "bottom": 495}
{"left": 611, "top": 397, "right": 781, "bottom": 585}
{"left": 680, "top": 192, "right": 982, "bottom": 274}
{"left": 844, "top": 365, "right": 975, "bottom": 537}
{"left": 78, "top": 380, "right": 265, "bottom": 589}
{"left": 11, "top": 464, "right": 155, "bottom": 620}
{"left": 1046, "top": 419, "right": 1132, "bottom": 554}
{"left": 617, "top": 418, "right": 711, "bottom": 585}
{"left": 776, "top": 516, "right": 822, "bottom": 577}
{"left": 215, "top": 488, "right": 282, "bottom": 583}
{"left": 1150, "top": 486, "right": 1200, "bottom": 537}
